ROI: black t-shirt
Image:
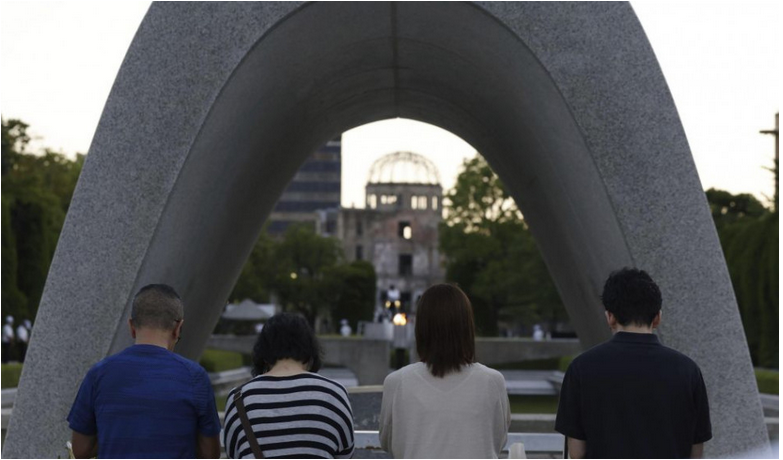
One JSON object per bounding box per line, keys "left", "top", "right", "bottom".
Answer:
{"left": 555, "top": 332, "right": 712, "bottom": 458}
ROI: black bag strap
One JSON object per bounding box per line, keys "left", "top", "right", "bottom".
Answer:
{"left": 563, "top": 436, "right": 569, "bottom": 459}
{"left": 233, "top": 389, "right": 265, "bottom": 459}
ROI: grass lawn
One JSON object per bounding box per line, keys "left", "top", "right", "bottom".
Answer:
{"left": 509, "top": 395, "right": 559, "bottom": 414}
{"left": 1, "top": 363, "right": 23, "bottom": 389}
{"left": 490, "top": 358, "right": 561, "bottom": 371}
{"left": 216, "top": 393, "right": 229, "bottom": 412}
{"left": 199, "top": 349, "right": 246, "bottom": 373}
{"left": 755, "top": 368, "right": 779, "bottom": 395}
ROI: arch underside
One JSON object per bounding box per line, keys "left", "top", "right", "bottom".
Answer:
{"left": 3, "top": 2, "right": 767, "bottom": 457}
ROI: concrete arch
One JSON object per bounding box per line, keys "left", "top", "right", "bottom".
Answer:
{"left": 3, "top": 3, "right": 766, "bottom": 457}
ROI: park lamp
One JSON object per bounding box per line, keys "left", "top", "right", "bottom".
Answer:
{"left": 392, "top": 313, "right": 407, "bottom": 326}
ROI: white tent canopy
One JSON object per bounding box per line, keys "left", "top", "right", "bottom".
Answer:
{"left": 222, "top": 299, "right": 276, "bottom": 321}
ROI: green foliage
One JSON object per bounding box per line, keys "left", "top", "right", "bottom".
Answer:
{"left": 727, "top": 214, "right": 779, "bottom": 368}
{"left": 230, "top": 229, "right": 275, "bottom": 303}
{"left": 705, "top": 188, "right": 767, "bottom": 229}
{"left": 231, "top": 224, "right": 378, "bottom": 331}
{"left": 9, "top": 192, "right": 62, "bottom": 313}
{"left": 755, "top": 368, "right": 779, "bottom": 395}
{"left": 215, "top": 393, "right": 229, "bottom": 414}
{"left": 1, "top": 118, "right": 29, "bottom": 175}
{"left": 558, "top": 355, "right": 575, "bottom": 372}
{"left": 508, "top": 395, "right": 559, "bottom": 414}
{"left": 490, "top": 358, "right": 561, "bottom": 371}
{"left": 2, "top": 197, "right": 27, "bottom": 317}
{"left": 272, "top": 224, "right": 345, "bottom": 327}
{"left": 708, "top": 188, "right": 777, "bottom": 369}
{"left": 1, "top": 118, "right": 84, "bottom": 320}
{"left": 440, "top": 155, "right": 566, "bottom": 336}
{"left": 443, "top": 155, "right": 521, "bottom": 231}
{"left": 329, "top": 260, "right": 377, "bottom": 331}
{"left": 1, "top": 363, "right": 24, "bottom": 389}
{"left": 389, "top": 348, "right": 410, "bottom": 370}
{"left": 198, "top": 349, "right": 245, "bottom": 373}
{"left": 758, "top": 216, "right": 779, "bottom": 368}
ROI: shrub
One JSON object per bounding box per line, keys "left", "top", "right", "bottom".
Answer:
{"left": 755, "top": 368, "right": 778, "bottom": 395}
{"left": 199, "top": 349, "right": 244, "bottom": 373}
{"left": 1, "top": 363, "right": 23, "bottom": 388}
{"left": 558, "top": 355, "right": 576, "bottom": 372}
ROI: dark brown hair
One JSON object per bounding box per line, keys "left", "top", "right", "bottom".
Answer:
{"left": 415, "top": 284, "right": 476, "bottom": 377}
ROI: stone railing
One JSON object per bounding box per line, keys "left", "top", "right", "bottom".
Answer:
{"left": 353, "top": 430, "right": 564, "bottom": 458}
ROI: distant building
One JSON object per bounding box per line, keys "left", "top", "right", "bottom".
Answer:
{"left": 267, "top": 136, "right": 341, "bottom": 235}
{"left": 319, "top": 151, "right": 445, "bottom": 316}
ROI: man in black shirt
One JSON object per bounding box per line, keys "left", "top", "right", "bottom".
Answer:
{"left": 555, "top": 268, "right": 712, "bottom": 458}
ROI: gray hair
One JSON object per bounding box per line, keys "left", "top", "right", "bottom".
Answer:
{"left": 131, "top": 284, "right": 184, "bottom": 330}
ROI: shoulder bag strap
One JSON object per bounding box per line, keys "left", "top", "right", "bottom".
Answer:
{"left": 233, "top": 389, "right": 265, "bottom": 459}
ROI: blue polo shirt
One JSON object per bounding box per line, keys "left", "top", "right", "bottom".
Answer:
{"left": 68, "top": 344, "right": 221, "bottom": 458}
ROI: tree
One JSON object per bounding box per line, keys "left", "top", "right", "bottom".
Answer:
{"left": 2, "top": 196, "right": 28, "bottom": 318}
{"left": 271, "top": 224, "right": 345, "bottom": 327}
{"left": 1, "top": 118, "right": 30, "bottom": 176}
{"left": 440, "top": 154, "right": 566, "bottom": 336}
{"left": 756, "top": 214, "right": 778, "bottom": 368}
{"left": 329, "top": 260, "right": 376, "bottom": 332}
{"left": 707, "top": 189, "right": 777, "bottom": 368}
{"left": 230, "top": 228, "right": 275, "bottom": 303}
{"left": 443, "top": 155, "right": 521, "bottom": 233}
{"left": 1, "top": 118, "right": 84, "bottom": 320}
{"left": 719, "top": 214, "right": 778, "bottom": 368}
{"left": 229, "top": 224, "right": 378, "bottom": 332}
{"left": 705, "top": 188, "right": 767, "bottom": 229}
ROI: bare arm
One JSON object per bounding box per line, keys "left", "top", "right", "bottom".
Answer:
{"left": 196, "top": 434, "right": 221, "bottom": 459}
{"left": 71, "top": 431, "right": 98, "bottom": 459}
{"left": 690, "top": 443, "right": 704, "bottom": 459}
{"left": 567, "top": 437, "right": 587, "bottom": 459}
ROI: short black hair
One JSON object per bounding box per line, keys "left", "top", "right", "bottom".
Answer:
{"left": 252, "top": 312, "right": 322, "bottom": 375}
{"left": 131, "top": 284, "right": 184, "bottom": 331}
{"left": 601, "top": 268, "right": 662, "bottom": 327}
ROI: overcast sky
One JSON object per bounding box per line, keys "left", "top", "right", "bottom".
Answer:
{"left": 1, "top": 1, "right": 779, "bottom": 208}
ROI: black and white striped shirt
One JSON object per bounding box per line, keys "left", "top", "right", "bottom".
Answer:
{"left": 223, "top": 373, "right": 355, "bottom": 459}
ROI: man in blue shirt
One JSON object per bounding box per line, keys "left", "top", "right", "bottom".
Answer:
{"left": 68, "top": 284, "right": 221, "bottom": 458}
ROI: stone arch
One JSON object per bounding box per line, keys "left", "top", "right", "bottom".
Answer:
{"left": 3, "top": 3, "right": 766, "bottom": 457}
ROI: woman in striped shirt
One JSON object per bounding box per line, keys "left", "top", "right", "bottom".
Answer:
{"left": 223, "top": 313, "right": 355, "bottom": 459}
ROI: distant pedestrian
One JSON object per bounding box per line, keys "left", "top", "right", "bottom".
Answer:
{"left": 15, "top": 319, "right": 30, "bottom": 363}
{"left": 223, "top": 312, "right": 355, "bottom": 458}
{"left": 387, "top": 285, "right": 400, "bottom": 304}
{"left": 555, "top": 268, "right": 712, "bottom": 458}
{"left": 339, "top": 319, "right": 352, "bottom": 337}
{"left": 380, "top": 284, "right": 510, "bottom": 458}
{"left": 68, "top": 284, "right": 221, "bottom": 458}
{"left": 2, "top": 316, "right": 14, "bottom": 363}
{"left": 532, "top": 324, "right": 544, "bottom": 341}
